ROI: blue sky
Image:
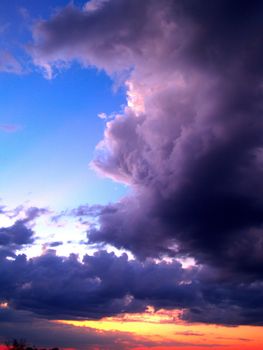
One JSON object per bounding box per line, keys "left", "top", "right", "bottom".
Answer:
{"left": 0, "top": 0, "right": 127, "bottom": 210}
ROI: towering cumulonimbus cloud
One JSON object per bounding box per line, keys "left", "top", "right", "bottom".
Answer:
{"left": 27, "top": 0, "right": 263, "bottom": 324}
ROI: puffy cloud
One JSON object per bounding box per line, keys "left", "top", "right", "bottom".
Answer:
{"left": 0, "top": 221, "right": 34, "bottom": 247}
{"left": 1, "top": 250, "right": 263, "bottom": 326}
{"left": 29, "top": 0, "right": 169, "bottom": 76}
{"left": 29, "top": 0, "right": 263, "bottom": 326}
{"left": 0, "top": 206, "right": 49, "bottom": 256}
{"left": 0, "top": 251, "right": 190, "bottom": 319}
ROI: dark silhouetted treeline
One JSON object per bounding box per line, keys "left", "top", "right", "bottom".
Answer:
{"left": 6, "top": 339, "right": 59, "bottom": 350}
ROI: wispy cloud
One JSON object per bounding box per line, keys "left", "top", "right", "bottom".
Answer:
{"left": 0, "top": 50, "right": 23, "bottom": 74}
{"left": 0, "top": 124, "right": 21, "bottom": 133}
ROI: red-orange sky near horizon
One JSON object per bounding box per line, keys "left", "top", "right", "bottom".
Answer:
{"left": 1, "top": 307, "right": 263, "bottom": 349}
{"left": 54, "top": 308, "right": 263, "bottom": 350}
{"left": 1, "top": 340, "right": 263, "bottom": 350}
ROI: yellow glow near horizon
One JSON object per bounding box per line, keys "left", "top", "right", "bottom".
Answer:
{"left": 56, "top": 308, "right": 263, "bottom": 349}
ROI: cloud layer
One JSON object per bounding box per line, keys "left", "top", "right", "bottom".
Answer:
{"left": 1, "top": 250, "right": 263, "bottom": 326}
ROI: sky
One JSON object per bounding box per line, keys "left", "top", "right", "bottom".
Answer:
{"left": 1, "top": 0, "right": 263, "bottom": 349}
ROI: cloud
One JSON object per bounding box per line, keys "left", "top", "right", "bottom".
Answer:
{"left": 0, "top": 51, "right": 23, "bottom": 74}
{"left": 84, "top": 0, "right": 111, "bottom": 13}
{"left": 23, "top": 207, "right": 50, "bottom": 223}
{"left": 0, "top": 251, "right": 191, "bottom": 319}
{"left": 0, "top": 249, "right": 263, "bottom": 327}
{"left": 0, "top": 221, "right": 34, "bottom": 248}
{"left": 0, "top": 124, "right": 21, "bottom": 133}
{"left": 0, "top": 206, "right": 49, "bottom": 256}
{"left": 175, "top": 331, "right": 204, "bottom": 337}
{"left": 48, "top": 241, "right": 63, "bottom": 248}
{"left": 28, "top": 0, "right": 263, "bottom": 326}
{"left": 97, "top": 112, "right": 108, "bottom": 120}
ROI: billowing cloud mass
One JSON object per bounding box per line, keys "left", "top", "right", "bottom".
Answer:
{"left": 13, "top": 0, "right": 263, "bottom": 327}
{"left": 1, "top": 250, "right": 263, "bottom": 326}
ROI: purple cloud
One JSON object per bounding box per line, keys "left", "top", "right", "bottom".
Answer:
{"left": 0, "top": 221, "right": 34, "bottom": 247}
{"left": 0, "top": 206, "right": 49, "bottom": 256}
{"left": 0, "top": 249, "right": 263, "bottom": 328}
{"left": 27, "top": 0, "right": 263, "bottom": 326}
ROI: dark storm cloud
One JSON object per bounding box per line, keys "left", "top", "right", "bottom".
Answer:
{"left": 87, "top": 0, "right": 263, "bottom": 276}
{"left": 0, "top": 206, "right": 48, "bottom": 255}
{"left": 1, "top": 250, "right": 263, "bottom": 326}
{"left": 0, "top": 221, "right": 34, "bottom": 249}
{"left": 0, "top": 251, "right": 194, "bottom": 319}
{"left": 29, "top": 0, "right": 263, "bottom": 326}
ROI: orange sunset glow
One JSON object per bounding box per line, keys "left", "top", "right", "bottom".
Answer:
{"left": 57, "top": 308, "right": 263, "bottom": 350}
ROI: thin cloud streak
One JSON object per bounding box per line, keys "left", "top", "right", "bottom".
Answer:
{"left": 0, "top": 124, "right": 21, "bottom": 133}
{"left": 0, "top": 51, "right": 23, "bottom": 74}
